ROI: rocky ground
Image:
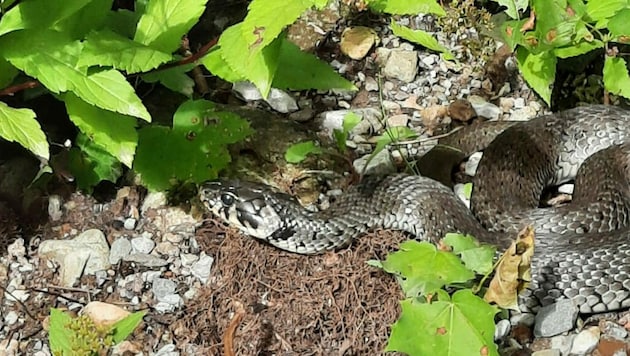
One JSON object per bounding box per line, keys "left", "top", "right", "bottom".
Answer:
{"left": 1, "top": 2, "right": 629, "bottom": 356}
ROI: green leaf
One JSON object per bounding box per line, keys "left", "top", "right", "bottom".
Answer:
{"left": 0, "top": 0, "right": 93, "bottom": 36}
{"left": 241, "top": 0, "right": 315, "bottom": 57}
{"left": 368, "top": 0, "right": 445, "bottom": 16}
{"left": 0, "top": 57, "right": 19, "bottom": 88}
{"left": 53, "top": 0, "right": 113, "bottom": 39}
{"left": 72, "top": 69, "right": 151, "bottom": 121}
{"left": 64, "top": 94, "right": 138, "bottom": 167}
{"left": 515, "top": 47, "right": 556, "bottom": 105}
{"left": 48, "top": 308, "right": 73, "bottom": 355}
{"left": 68, "top": 134, "right": 123, "bottom": 191}
{"left": 105, "top": 8, "right": 142, "bottom": 38}
{"left": 142, "top": 64, "right": 196, "bottom": 98}
{"left": 134, "top": 100, "right": 252, "bottom": 190}
{"left": 333, "top": 112, "right": 362, "bottom": 152}
{"left": 386, "top": 291, "right": 499, "bottom": 356}
{"left": 608, "top": 8, "right": 630, "bottom": 39}
{"left": 462, "top": 182, "right": 473, "bottom": 199}
{"left": 285, "top": 141, "right": 322, "bottom": 163}
{"left": 390, "top": 21, "right": 454, "bottom": 60}
{"left": 201, "top": 47, "right": 246, "bottom": 83}
{"left": 604, "top": 57, "right": 630, "bottom": 100}
{"left": 378, "top": 240, "right": 475, "bottom": 297}
{"left": 0, "top": 30, "right": 151, "bottom": 121}
{"left": 0, "top": 102, "right": 48, "bottom": 159}
{"left": 586, "top": 0, "right": 627, "bottom": 22}
{"left": 554, "top": 40, "right": 604, "bottom": 58}
{"left": 492, "top": 0, "right": 528, "bottom": 19}
{"left": 443, "top": 233, "right": 496, "bottom": 275}
{"left": 218, "top": 23, "right": 283, "bottom": 97}
{"left": 273, "top": 38, "right": 357, "bottom": 91}
{"left": 110, "top": 310, "right": 146, "bottom": 344}
{"left": 134, "top": 0, "right": 207, "bottom": 53}
{"left": 78, "top": 29, "right": 173, "bottom": 73}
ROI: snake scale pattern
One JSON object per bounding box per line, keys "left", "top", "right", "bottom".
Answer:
{"left": 200, "top": 105, "right": 630, "bottom": 313}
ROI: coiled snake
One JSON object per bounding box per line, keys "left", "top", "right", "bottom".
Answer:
{"left": 200, "top": 105, "right": 630, "bottom": 313}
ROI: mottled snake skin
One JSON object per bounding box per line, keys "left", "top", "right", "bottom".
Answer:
{"left": 200, "top": 105, "right": 630, "bottom": 313}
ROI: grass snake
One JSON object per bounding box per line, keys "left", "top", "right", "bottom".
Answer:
{"left": 200, "top": 105, "right": 630, "bottom": 313}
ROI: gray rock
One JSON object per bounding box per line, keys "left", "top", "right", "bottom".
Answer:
{"left": 570, "top": 326, "right": 600, "bottom": 355}
{"left": 153, "top": 344, "right": 178, "bottom": 356}
{"left": 511, "top": 106, "right": 538, "bottom": 121}
{"left": 364, "top": 77, "right": 378, "bottom": 91}
{"left": 514, "top": 97, "right": 525, "bottom": 109}
{"left": 382, "top": 50, "right": 419, "bottom": 83}
{"left": 534, "top": 299, "right": 579, "bottom": 337}
{"left": 123, "top": 253, "right": 169, "bottom": 267}
{"left": 123, "top": 218, "right": 137, "bottom": 230}
{"left": 468, "top": 95, "right": 501, "bottom": 120}
{"left": 4, "top": 311, "right": 18, "bottom": 325}
{"left": 48, "top": 195, "right": 63, "bottom": 221}
{"left": 191, "top": 252, "right": 214, "bottom": 284}
{"left": 601, "top": 320, "right": 628, "bottom": 340}
{"left": 550, "top": 334, "right": 575, "bottom": 355}
{"left": 38, "top": 229, "right": 110, "bottom": 287}
{"left": 318, "top": 108, "right": 382, "bottom": 137}
{"left": 510, "top": 312, "right": 536, "bottom": 327}
{"left": 152, "top": 278, "right": 176, "bottom": 301}
{"left": 141, "top": 191, "right": 167, "bottom": 213}
{"left": 109, "top": 237, "right": 132, "bottom": 265}
{"left": 353, "top": 149, "right": 396, "bottom": 176}
{"left": 494, "top": 319, "right": 510, "bottom": 341}
{"left": 131, "top": 235, "right": 155, "bottom": 254}
{"left": 232, "top": 82, "right": 298, "bottom": 113}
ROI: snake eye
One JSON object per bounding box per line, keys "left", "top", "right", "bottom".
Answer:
{"left": 221, "top": 193, "right": 235, "bottom": 206}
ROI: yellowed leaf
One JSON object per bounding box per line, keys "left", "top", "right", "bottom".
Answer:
{"left": 483, "top": 226, "right": 535, "bottom": 310}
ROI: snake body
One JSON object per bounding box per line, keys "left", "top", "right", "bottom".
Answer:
{"left": 200, "top": 105, "right": 630, "bottom": 313}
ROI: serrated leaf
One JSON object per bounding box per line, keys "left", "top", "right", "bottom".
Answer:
{"left": 134, "top": 100, "right": 252, "bottom": 190}
{"left": 604, "top": 57, "right": 630, "bottom": 100}
{"left": 241, "top": 0, "right": 314, "bottom": 56}
{"left": 492, "top": 0, "right": 528, "bottom": 19}
{"left": 78, "top": 29, "right": 173, "bottom": 73}
{"left": 110, "top": 310, "right": 146, "bottom": 344}
{"left": 368, "top": 0, "right": 445, "bottom": 16}
{"left": 68, "top": 134, "right": 123, "bottom": 191}
{"left": 0, "top": 102, "right": 48, "bottom": 159}
{"left": 218, "top": 23, "right": 283, "bottom": 97}
{"left": 379, "top": 240, "right": 475, "bottom": 297}
{"left": 134, "top": 0, "right": 207, "bottom": 53}
{"left": 105, "top": 8, "right": 141, "bottom": 38}
{"left": 142, "top": 64, "right": 196, "bottom": 98}
{"left": 586, "top": 0, "right": 627, "bottom": 22}
{"left": 390, "top": 21, "right": 454, "bottom": 60}
{"left": 285, "top": 141, "right": 322, "bottom": 163}
{"left": 273, "top": 38, "right": 357, "bottom": 90}
{"left": 515, "top": 47, "right": 556, "bottom": 105}
{"left": 73, "top": 69, "right": 151, "bottom": 121}
{"left": 53, "top": 0, "right": 113, "bottom": 39}
{"left": 48, "top": 308, "right": 73, "bottom": 355}
{"left": 0, "top": 0, "right": 93, "bottom": 36}
{"left": 386, "top": 291, "right": 499, "bottom": 356}
{"left": 608, "top": 8, "right": 630, "bottom": 39}
{"left": 0, "top": 30, "right": 151, "bottom": 120}
{"left": 554, "top": 40, "right": 604, "bottom": 58}
{"left": 201, "top": 47, "right": 246, "bottom": 83}
{"left": 64, "top": 94, "right": 138, "bottom": 167}
{"left": 443, "top": 233, "right": 496, "bottom": 275}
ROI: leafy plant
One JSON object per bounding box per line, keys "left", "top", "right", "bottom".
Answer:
{"left": 495, "top": 0, "right": 630, "bottom": 105}
{"left": 390, "top": 20, "right": 455, "bottom": 60}
{"left": 49, "top": 308, "right": 146, "bottom": 356}
{"left": 284, "top": 140, "right": 323, "bottom": 163}
{"left": 369, "top": 234, "right": 501, "bottom": 356}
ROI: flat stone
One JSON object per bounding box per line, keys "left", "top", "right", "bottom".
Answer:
{"left": 109, "top": 237, "right": 132, "bottom": 265}
{"left": 191, "top": 252, "right": 214, "bottom": 284}
{"left": 123, "top": 253, "right": 169, "bottom": 268}
{"left": 353, "top": 149, "right": 396, "bottom": 176}
{"left": 570, "top": 326, "right": 600, "bottom": 355}
{"left": 39, "top": 229, "right": 110, "bottom": 287}
{"left": 468, "top": 95, "right": 501, "bottom": 120}
{"left": 152, "top": 278, "right": 177, "bottom": 301}
{"left": 131, "top": 235, "right": 155, "bottom": 254}
{"left": 534, "top": 299, "right": 579, "bottom": 337}
{"left": 382, "top": 50, "right": 419, "bottom": 83}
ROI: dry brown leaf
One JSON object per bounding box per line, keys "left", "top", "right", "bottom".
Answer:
{"left": 520, "top": 10, "right": 536, "bottom": 32}
{"left": 448, "top": 99, "right": 476, "bottom": 122}
{"left": 340, "top": 26, "right": 379, "bottom": 60}
{"left": 483, "top": 226, "right": 535, "bottom": 310}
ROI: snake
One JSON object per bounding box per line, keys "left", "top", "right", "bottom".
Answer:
{"left": 199, "top": 105, "right": 630, "bottom": 314}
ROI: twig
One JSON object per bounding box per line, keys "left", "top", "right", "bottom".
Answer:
{"left": 0, "top": 80, "right": 40, "bottom": 97}
{"left": 223, "top": 301, "right": 246, "bottom": 356}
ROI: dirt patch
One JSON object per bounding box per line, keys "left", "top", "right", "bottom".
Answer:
{"left": 173, "top": 220, "right": 409, "bottom": 355}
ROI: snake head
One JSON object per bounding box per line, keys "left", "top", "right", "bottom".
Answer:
{"left": 199, "top": 180, "right": 285, "bottom": 240}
